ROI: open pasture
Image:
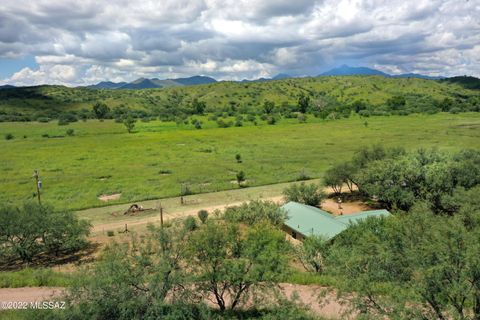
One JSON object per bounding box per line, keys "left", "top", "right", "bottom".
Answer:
{"left": 1, "top": 113, "right": 479, "bottom": 210}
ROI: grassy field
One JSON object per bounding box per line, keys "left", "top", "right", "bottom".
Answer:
{"left": 1, "top": 113, "right": 479, "bottom": 210}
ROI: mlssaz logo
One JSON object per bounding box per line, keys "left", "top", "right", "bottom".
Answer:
{"left": 30, "top": 301, "right": 66, "bottom": 309}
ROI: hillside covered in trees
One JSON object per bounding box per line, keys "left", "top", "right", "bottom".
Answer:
{"left": 0, "top": 76, "right": 479, "bottom": 123}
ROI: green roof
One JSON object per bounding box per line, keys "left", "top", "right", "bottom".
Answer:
{"left": 335, "top": 209, "right": 391, "bottom": 225}
{"left": 282, "top": 202, "right": 391, "bottom": 240}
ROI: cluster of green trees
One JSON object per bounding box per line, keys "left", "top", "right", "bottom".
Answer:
{"left": 1, "top": 78, "right": 479, "bottom": 124}
{"left": 326, "top": 187, "right": 480, "bottom": 319}
{"left": 323, "top": 146, "right": 480, "bottom": 212}
{"left": 55, "top": 207, "right": 315, "bottom": 319}
{"left": 0, "top": 203, "right": 90, "bottom": 264}
{"left": 286, "top": 147, "right": 480, "bottom": 319}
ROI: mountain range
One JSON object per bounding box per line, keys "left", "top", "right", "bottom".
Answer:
{"left": 86, "top": 66, "right": 445, "bottom": 90}
{"left": 87, "top": 75, "right": 217, "bottom": 90}
{"left": 318, "top": 65, "right": 444, "bottom": 80}
{"left": 0, "top": 66, "right": 449, "bottom": 90}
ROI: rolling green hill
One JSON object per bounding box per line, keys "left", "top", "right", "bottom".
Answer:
{"left": 0, "top": 76, "right": 479, "bottom": 122}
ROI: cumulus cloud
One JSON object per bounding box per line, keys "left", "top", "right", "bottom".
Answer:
{"left": 0, "top": 0, "right": 478, "bottom": 85}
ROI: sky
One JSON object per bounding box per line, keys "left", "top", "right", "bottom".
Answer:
{"left": 0, "top": 0, "right": 479, "bottom": 86}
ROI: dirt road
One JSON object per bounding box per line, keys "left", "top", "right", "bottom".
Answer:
{"left": 92, "top": 195, "right": 285, "bottom": 233}
{"left": 0, "top": 284, "right": 351, "bottom": 318}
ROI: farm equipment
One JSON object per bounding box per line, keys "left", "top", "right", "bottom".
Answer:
{"left": 123, "top": 204, "right": 154, "bottom": 215}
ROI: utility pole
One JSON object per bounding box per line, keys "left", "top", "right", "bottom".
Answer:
{"left": 33, "top": 170, "right": 42, "bottom": 205}
{"left": 157, "top": 201, "right": 164, "bottom": 227}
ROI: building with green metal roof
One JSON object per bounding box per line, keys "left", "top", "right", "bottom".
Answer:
{"left": 281, "top": 202, "right": 391, "bottom": 240}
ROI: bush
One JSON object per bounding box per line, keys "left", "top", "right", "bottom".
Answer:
{"left": 297, "top": 114, "right": 307, "bottom": 123}
{"left": 66, "top": 129, "right": 75, "bottom": 136}
{"left": 58, "top": 112, "right": 78, "bottom": 125}
{"left": 224, "top": 200, "right": 287, "bottom": 226}
{"left": 197, "top": 210, "right": 208, "bottom": 224}
{"left": 37, "top": 117, "right": 51, "bottom": 123}
{"left": 449, "top": 107, "right": 461, "bottom": 114}
{"left": 236, "top": 170, "right": 246, "bottom": 186}
{"left": 283, "top": 182, "right": 326, "bottom": 207}
{"left": 216, "top": 119, "right": 233, "bottom": 128}
{"left": 0, "top": 203, "right": 91, "bottom": 263}
{"left": 183, "top": 216, "right": 198, "bottom": 231}
{"left": 4, "top": 133, "right": 13, "bottom": 140}
{"left": 123, "top": 115, "right": 136, "bottom": 133}
{"left": 106, "top": 230, "right": 115, "bottom": 237}
{"left": 266, "top": 116, "right": 277, "bottom": 125}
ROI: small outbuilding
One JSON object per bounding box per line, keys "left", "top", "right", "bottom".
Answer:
{"left": 281, "top": 201, "right": 390, "bottom": 240}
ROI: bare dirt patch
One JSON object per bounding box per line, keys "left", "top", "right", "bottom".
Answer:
{"left": 0, "top": 287, "right": 64, "bottom": 304}
{"left": 0, "top": 284, "right": 351, "bottom": 319}
{"left": 98, "top": 193, "right": 121, "bottom": 202}
{"left": 321, "top": 199, "right": 370, "bottom": 216}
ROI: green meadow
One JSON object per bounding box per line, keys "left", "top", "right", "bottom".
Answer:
{"left": 1, "top": 113, "right": 479, "bottom": 210}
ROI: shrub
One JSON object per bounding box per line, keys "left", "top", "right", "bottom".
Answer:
{"left": 236, "top": 170, "right": 246, "bottom": 186}
{"left": 224, "top": 200, "right": 287, "bottom": 226}
{"left": 266, "top": 116, "right": 277, "bottom": 125}
{"left": 106, "top": 230, "right": 115, "bottom": 237}
{"left": 66, "top": 129, "right": 75, "bottom": 136}
{"left": 296, "top": 169, "right": 310, "bottom": 181}
{"left": 183, "top": 216, "right": 197, "bottom": 231}
{"left": 235, "top": 154, "right": 242, "bottom": 163}
{"left": 297, "top": 113, "right": 307, "bottom": 123}
{"left": 194, "top": 121, "right": 202, "bottom": 129}
{"left": 123, "top": 115, "right": 136, "bottom": 133}
{"left": 197, "top": 210, "right": 208, "bottom": 224}
{"left": 4, "top": 133, "right": 13, "bottom": 140}
{"left": 216, "top": 119, "right": 232, "bottom": 128}
{"left": 449, "top": 107, "right": 461, "bottom": 114}
{"left": 37, "top": 117, "right": 51, "bottom": 123}
{"left": 283, "top": 182, "right": 326, "bottom": 207}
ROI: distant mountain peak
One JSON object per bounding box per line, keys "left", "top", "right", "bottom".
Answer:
{"left": 86, "top": 75, "right": 217, "bottom": 90}
{"left": 272, "top": 73, "right": 292, "bottom": 80}
{"left": 319, "top": 65, "right": 444, "bottom": 80}
{"left": 320, "top": 65, "right": 389, "bottom": 77}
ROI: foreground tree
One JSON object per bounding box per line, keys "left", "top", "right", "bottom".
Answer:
{"left": 327, "top": 187, "right": 480, "bottom": 319}
{"left": 0, "top": 203, "right": 90, "bottom": 264}
{"left": 64, "top": 223, "right": 207, "bottom": 319}
{"left": 296, "top": 235, "right": 329, "bottom": 273}
{"left": 188, "top": 221, "right": 290, "bottom": 311}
